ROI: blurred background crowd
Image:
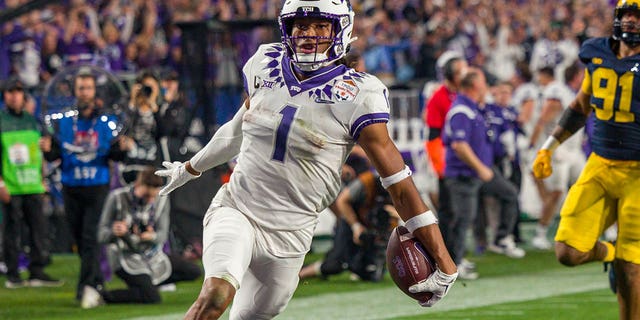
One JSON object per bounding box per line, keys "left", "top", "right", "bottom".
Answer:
{"left": 1, "top": 0, "right": 614, "bottom": 89}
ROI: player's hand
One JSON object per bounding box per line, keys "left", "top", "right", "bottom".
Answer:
{"left": 532, "top": 149, "right": 553, "bottom": 179}
{"left": 155, "top": 161, "right": 200, "bottom": 196}
{"left": 408, "top": 267, "right": 458, "bottom": 307}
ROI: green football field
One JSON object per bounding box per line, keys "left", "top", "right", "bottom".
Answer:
{"left": 0, "top": 245, "right": 618, "bottom": 320}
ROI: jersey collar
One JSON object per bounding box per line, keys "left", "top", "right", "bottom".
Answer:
{"left": 282, "top": 57, "right": 347, "bottom": 97}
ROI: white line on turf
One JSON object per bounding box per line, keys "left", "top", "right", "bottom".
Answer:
{"left": 128, "top": 263, "right": 610, "bottom": 320}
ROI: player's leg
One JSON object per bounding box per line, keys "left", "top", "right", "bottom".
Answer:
{"left": 229, "top": 244, "right": 304, "bottom": 320}
{"left": 613, "top": 163, "right": 640, "bottom": 320}
{"left": 185, "top": 206, "right": 255, "bottom": 320}
{"left": 554, "top": 155, "right": 616, "bottom": 266}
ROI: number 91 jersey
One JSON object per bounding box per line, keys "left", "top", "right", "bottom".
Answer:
{"left": 579, "top": 37, "right": 640, "bottom": 160}
{"left": 227, "top": 43, "right": 390, "bottom": 237}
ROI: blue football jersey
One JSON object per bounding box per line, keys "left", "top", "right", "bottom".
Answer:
{"left": 579, "top": 37, "right": 640, "bottom": 160}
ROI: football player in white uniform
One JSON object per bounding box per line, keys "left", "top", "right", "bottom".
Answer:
{"left": 156, "top": 1, "right": 457, "bottom": 319}
{"left": 529, "top": 64, "right": 586, "bottom": 250}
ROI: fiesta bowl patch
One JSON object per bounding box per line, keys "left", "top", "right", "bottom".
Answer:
{"left": 333, "top": 80, "right": 359, "bottom": 101}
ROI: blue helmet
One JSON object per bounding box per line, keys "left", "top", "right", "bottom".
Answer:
{"left": 613, "top": 0, "right": 640, "bottom": 46}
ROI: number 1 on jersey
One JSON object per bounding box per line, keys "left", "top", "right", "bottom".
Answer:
{"left": 272, "top": 105, "right": 298, "bottom": 162}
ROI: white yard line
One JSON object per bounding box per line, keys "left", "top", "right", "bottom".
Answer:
{"left": 129, "top": 263, "right": 609, "bottom": 320}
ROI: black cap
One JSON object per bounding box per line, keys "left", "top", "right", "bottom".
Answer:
{"left": 3, "top": 77, "right": 24, "bottom": 92}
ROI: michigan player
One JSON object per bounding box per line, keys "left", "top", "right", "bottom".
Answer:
{"left": 533, "top": 1, "right": 640, "bottom": 318}
{"left": 156, "top": 1, "right": 457, "bottom": 319}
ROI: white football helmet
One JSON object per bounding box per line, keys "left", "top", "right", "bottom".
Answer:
{"left": 278, "top": 0, "right": 355, "bottom": 72}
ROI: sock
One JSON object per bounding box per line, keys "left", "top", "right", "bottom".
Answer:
{"left": 536, "top": 224, "right": 548, "bottom": 237}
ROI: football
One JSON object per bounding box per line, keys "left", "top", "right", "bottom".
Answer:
{"left": 386, "top": 225, "right": 435, "bottom": 302}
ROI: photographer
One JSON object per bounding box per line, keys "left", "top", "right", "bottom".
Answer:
{"left": 86, "top": 167, "right": 201, "bottom": 308}
{"left": 299, "top": 170, "right": 399, "bottom": 282}
{"left": 40, "top": 69, "right": 131, "bottom": 302}
{"left": 120, "top": 70, "right": 162, "bottom": 184}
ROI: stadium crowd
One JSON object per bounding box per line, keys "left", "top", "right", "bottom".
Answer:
{"left": 1, "top": 0, "right": 615, "bottom": 90}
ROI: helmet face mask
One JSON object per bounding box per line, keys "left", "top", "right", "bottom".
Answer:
{"left": 613, "top": 0, "right": 640, "bottom": 47}
{"left": 279, "top": 0, "right": 355, "bottom": 72}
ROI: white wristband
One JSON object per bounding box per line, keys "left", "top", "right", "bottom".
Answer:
{"left": 541, "top": 136, "right": 560, "bottom": 152}
{"left": 380, "top": 165, "right": 412, "bottom": 189}
{"left": 405, "top": 210, "right": 438, "bottom": 233}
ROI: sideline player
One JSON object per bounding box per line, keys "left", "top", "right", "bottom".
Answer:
{"left": 533, "top": 1, "right": 640, "bottom": 318}
{"left": 156, "top": 1, "right": 457, "bottom": 319}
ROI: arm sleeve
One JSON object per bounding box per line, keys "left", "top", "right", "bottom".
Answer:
{"left": 189, "top": 103, "right": 247, "bottom": 172}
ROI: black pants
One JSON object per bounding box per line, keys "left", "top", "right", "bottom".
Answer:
{"left": 320, "top": 219, "right": 357, "bottom": 277}
{"left": 440, "top": 170, "right": 519, "bottom": 264}
{"left": 320, "top": 219, "right": 386, "bottom": 282}
{"left": 2, "top": 194, "right": 49, "bottom": 277}
{"left": 104, "top": 254, "right": 201, "bottom": 304}
{"left": 63, "top": 184, "right": 110, "bottom": 298}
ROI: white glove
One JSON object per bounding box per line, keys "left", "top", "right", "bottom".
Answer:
{"left": 408, "top": 267, "right": 458, "bottom": 307}
{"left": 155, "top": 161, "right": 201, "bottom": 196}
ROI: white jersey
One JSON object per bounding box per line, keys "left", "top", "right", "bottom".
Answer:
{"left": 542, "top": 80, "right": 583, "bottom": 157}
{"left": 219, "top": 43, "right": 390, "bottom": 257}
{"left": 511, "top": 82, "right": 541, "bottom": 137}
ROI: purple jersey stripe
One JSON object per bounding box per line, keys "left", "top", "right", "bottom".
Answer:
{"left": 350, "top": 113, "right": 390, "bottom": 140}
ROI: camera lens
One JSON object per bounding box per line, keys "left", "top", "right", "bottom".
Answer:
{"left": 141, "top": 85, "right": 153, "bottom": 97}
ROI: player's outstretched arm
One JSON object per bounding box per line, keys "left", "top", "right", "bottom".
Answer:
{"left": 532, "top": 90, "right": 591, "bottom": 179}
{"left": 155, "top": 100, "right": 249, "bottom": 195}
{"left": 358, "top": 122, "right": 457, "bottom": 307}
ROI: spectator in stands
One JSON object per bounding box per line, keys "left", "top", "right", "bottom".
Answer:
{"left": 123, "top": 42, "right": 139, "bottom": 72}
{"left": 299, "top": 169, "right": 398, "bottom": 282}
{"left": 441, "top": 68, "right": 524, "bottom": 280}
{"left": 529, "top": 64, "right": 586, "bottom": 250}
{"left": 98, "top": 20, "right": 126, "bottom": 72}
{"left": 62, "top": 4, "right": 102, "bottom": 65}
{"left": 40, "top": 27, "right": 63, "bottom": 83}
{"left": 81, "top": 167, "right": 201, "bottom": 308}
{"left": 0, "top": 78, "right": 62, "bottom": 288}
{"left": 120, "top": 70, "right": 162, "bottom": 184}
{"left": 158, "top": 70, "right": 190, "bottom": 162}
{"left": 213, "top": 32, "right": 243, "bottom": 126}
{"left": 39, "top": 69, "right": 131, "bottom": 303}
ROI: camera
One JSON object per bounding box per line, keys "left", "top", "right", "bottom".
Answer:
{"left": 139, "top": 85, "right": 153, "bottom": 98}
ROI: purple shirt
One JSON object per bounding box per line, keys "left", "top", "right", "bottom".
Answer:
{"left": 102, "top": 41, "right": 125, "bottom": 71}
{"left": 483, "top": 103, "right": 521, "bottom": 163}
{"left": 61, "top": 32, "right": 93, "bottom": 56}
{"left": 443, "top": 94, "right": 492, "bottom": 178}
